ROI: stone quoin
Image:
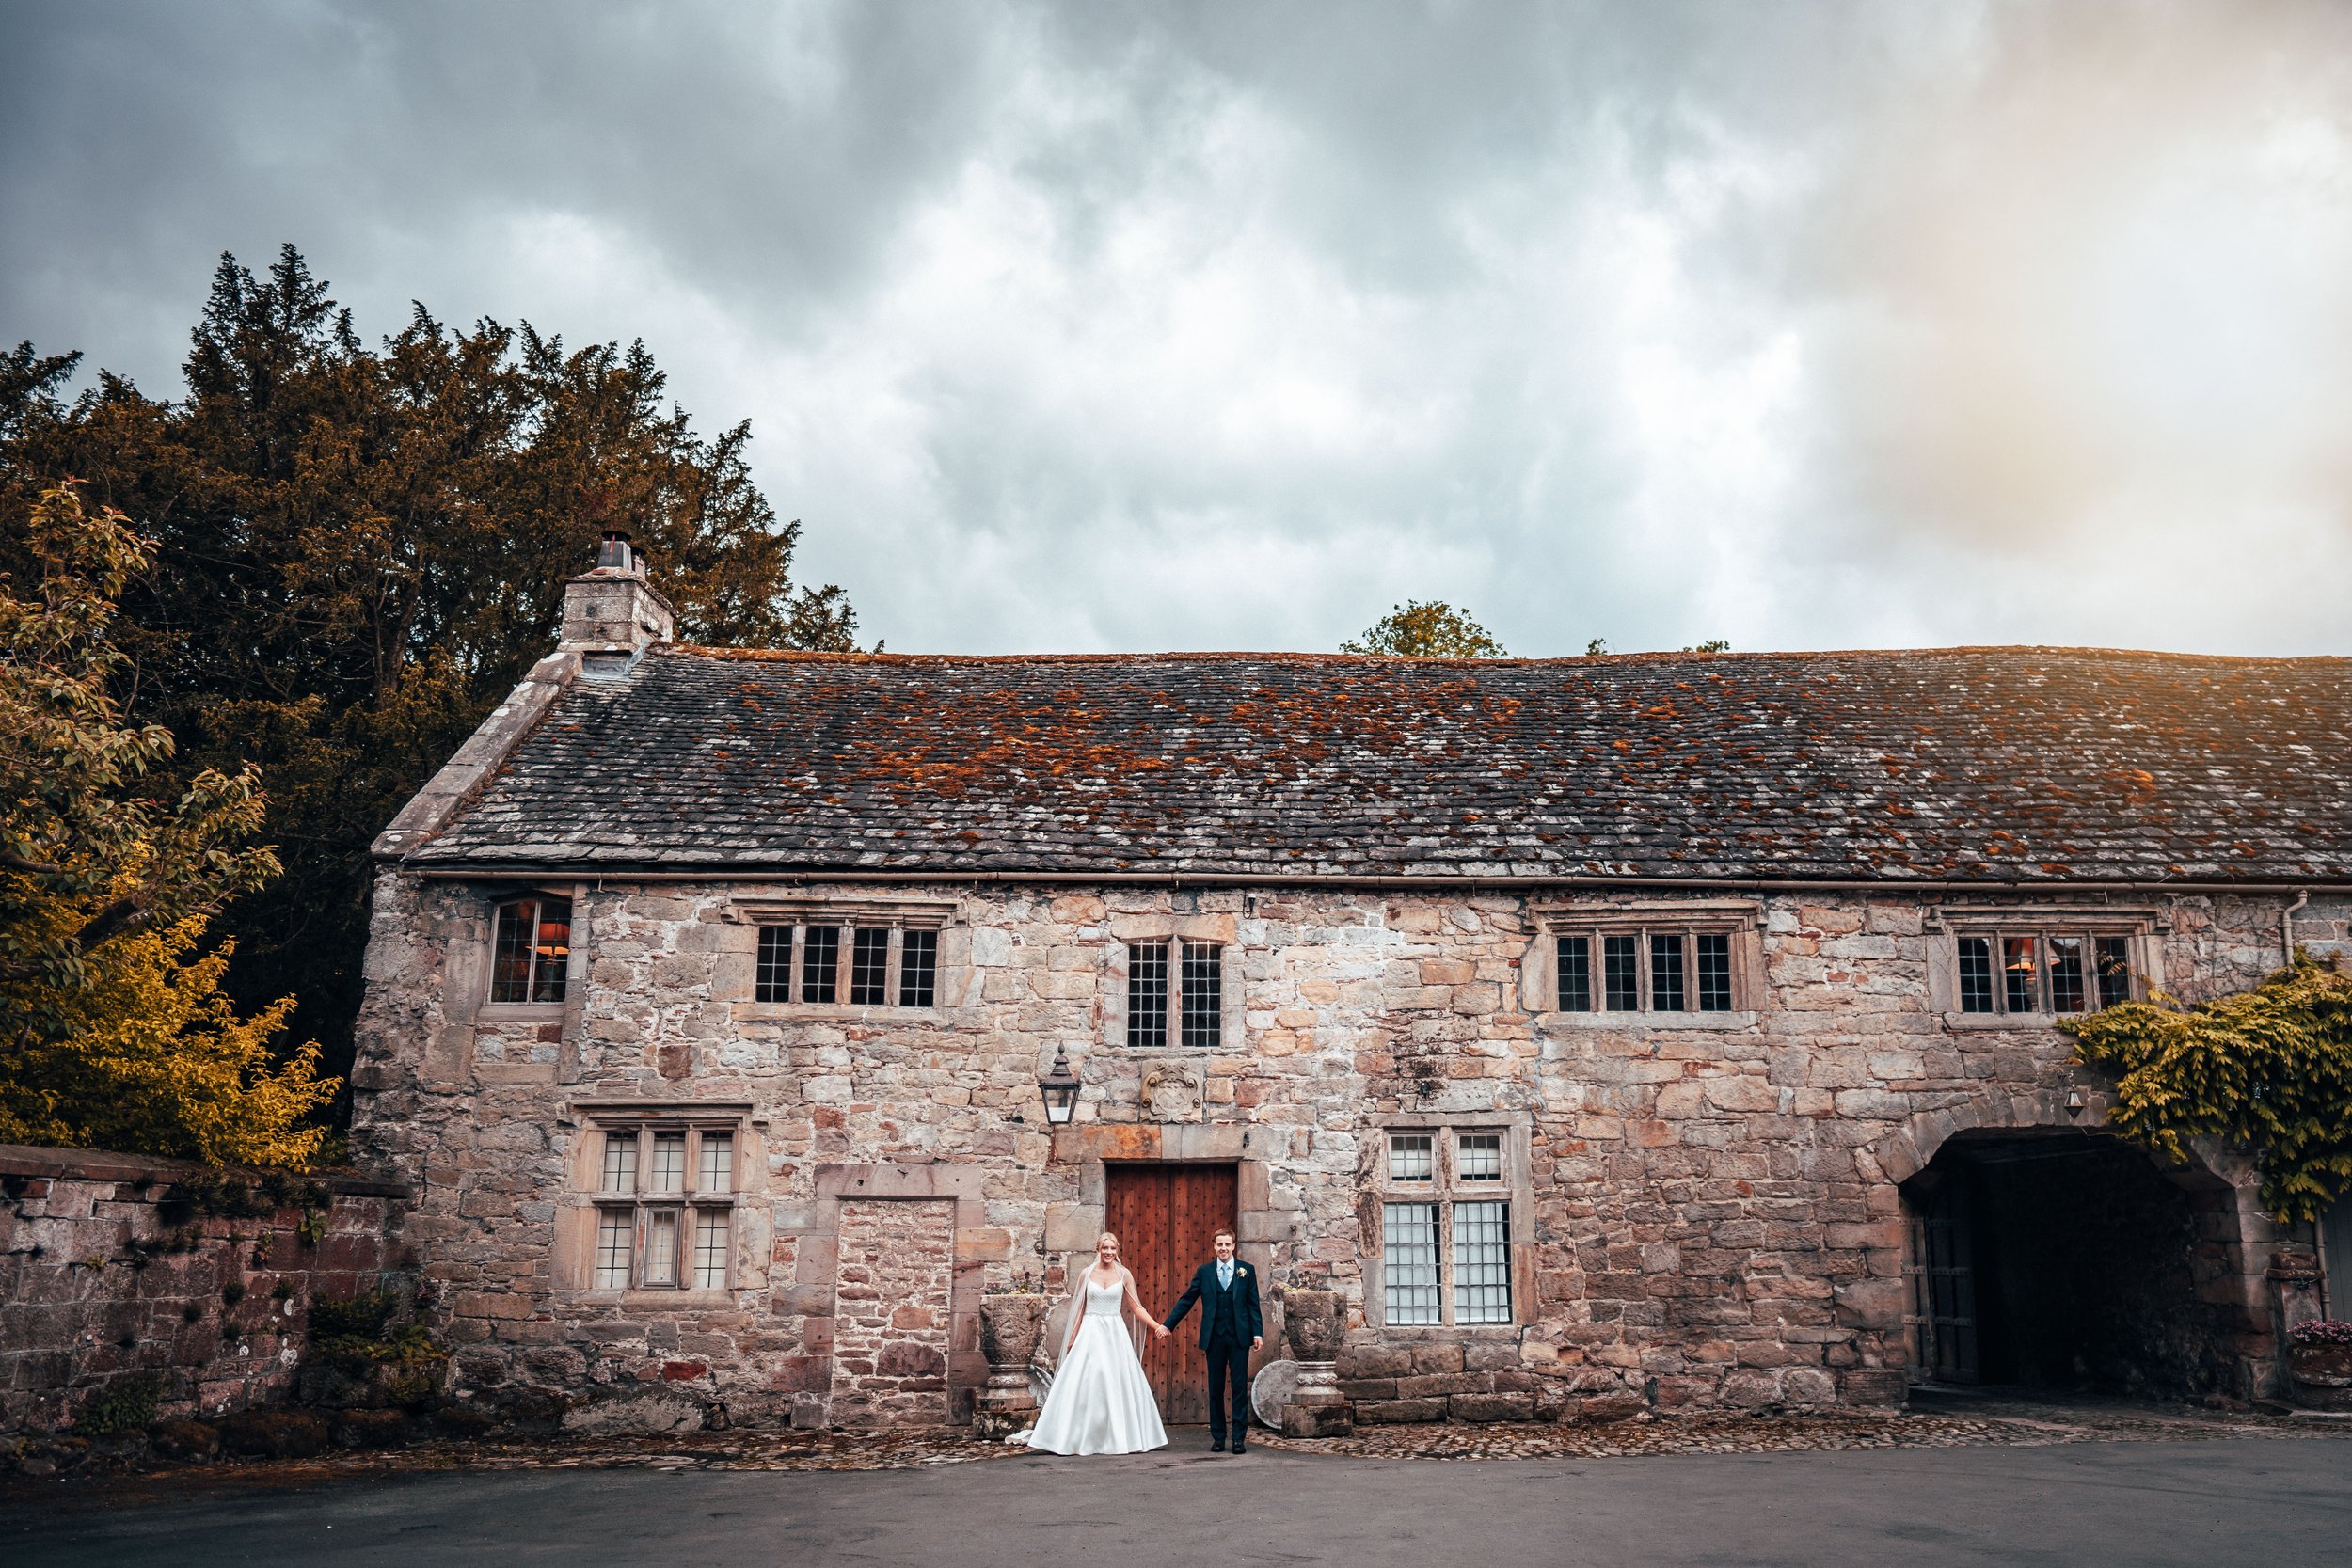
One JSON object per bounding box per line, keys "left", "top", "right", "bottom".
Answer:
{"left": 347, "top": 535, "right": 2352, "bottom": 1430}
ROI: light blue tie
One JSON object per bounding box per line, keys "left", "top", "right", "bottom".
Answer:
{"left": 1218, "top": 1260, "right": 1233, "bottom": 1290}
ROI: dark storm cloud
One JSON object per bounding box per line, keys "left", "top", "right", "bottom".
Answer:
{"left": 5, "top": 1, "right": 2349, "bottom": 655}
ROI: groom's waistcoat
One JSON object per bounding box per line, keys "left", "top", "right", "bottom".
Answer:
{"left": 1203, "top": 1268, "right": 1247, "bottom": 1340}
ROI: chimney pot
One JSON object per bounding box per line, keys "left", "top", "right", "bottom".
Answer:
{"left": 561, "top": 531, "right": 673, "bottom": 665}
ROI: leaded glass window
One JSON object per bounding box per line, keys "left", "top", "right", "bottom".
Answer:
{"left": 1126, "top": 941, "right": 1168, "bottom": 1049}
{"left": 1181, "top": 941, "right": 1223, "bottom": 1048}
{"left": 489, "top": 895, "right": 571, "bottom": 1004}
{"left": 850, "top": 927, "right": 891, "bottom": 1006}
{"left": 1649, "top": 933, "right": 1686, "bottom": 1012}
{"left": 1383, "top": 1202, "right": 1440, "bottom": 1325}
{"left": 1603, "top": 934, "right": 1641, "bottom": 1010}
{"left": 800, "top": 926, "right": 840, "bottom": 1005}
{"left": 1695, "top": 933, "right": 1734, "bottom": 1012}
{"left": 1389, "top": 1132, "right": 1435, "bottom": 1182}
{"left": 1377, "top": 1125, "right": 1517, "bottom": 1326}
{"left": 588, "top": 1124, "right": 738, "bottom": 1292}
{"left": 755, "top": 926, "right": 791, "bottom": 1003}
{"left": 1453, "top": 1200, "right": 1512, "bottom": 1323}
{"left": 1457, "top": 1132, "right": 1502, "bottom": 1182}
{"left": 898, "top": 929, "right": 939, "bottom": 1007}
{"left": 1557, "top": 935, "right": 1591, "bottom": 1011}
{"left": 1953, "top": 930, "right": 2140, "bottom": 1017}
{"left": 1126, "top": 938, "right": 1227, "bottom": 1049}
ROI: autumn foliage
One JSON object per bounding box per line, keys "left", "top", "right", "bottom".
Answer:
{"left": 2063, "top": 954, "right": 2352, "bottom": 1222}
{"left": 0, "top": 483, "right": 326, "bottom": 1163}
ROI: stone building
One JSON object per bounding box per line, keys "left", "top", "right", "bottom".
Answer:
{"left": 350, "top": 540, "right": 2352, "bottom": 1429}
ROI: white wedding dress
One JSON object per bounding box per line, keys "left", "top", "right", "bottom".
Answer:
{"left": 1018, "top": 1275, "right": 1168, "bottom": 1455}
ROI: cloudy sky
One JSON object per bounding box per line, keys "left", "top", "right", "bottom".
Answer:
{"left": 6, "top": 1, "right": 2351, "bottom": 657}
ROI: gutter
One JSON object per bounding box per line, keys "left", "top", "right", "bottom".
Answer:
{"left": 392, "top": 863, "right": 2352, "bottom": 897}
{"left": 2283, "top": 888, "right": 2311, "bottom": 965}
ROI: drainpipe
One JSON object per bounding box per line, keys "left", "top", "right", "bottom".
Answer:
{"left": 2282, "top": 889, "right": 2309, "bottom": 968}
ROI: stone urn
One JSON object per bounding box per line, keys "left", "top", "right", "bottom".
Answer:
{"left": 974, "top": 1292, "right": 1049, "bottom": 1439}
{"left": 2289, "top": 1341, "right": 2352, "bottom": 1412}
{"left": 1277, "top": 1288, "right": 1352, "bottom": 1438}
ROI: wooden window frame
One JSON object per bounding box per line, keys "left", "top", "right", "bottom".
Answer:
{"left": 1943, "top": 927, "right": 2144, "bottom": 1022}
{"left": 1547, "top": 926, "right": 1753, "bottom": 1016}
{"left": 585, "top": 1118, "right": 741, "bottom": 1293}
{"left": 746, "top": 911, "right": 951, "bottom": 1012}
{"left": 1120, "top": 937, "right": 1232, "bottom": 1051}
{"left": 486, "top": 892, "right": 573, "bottom": 1006}
{"left": 1369, "top": 1121, "right": 1528, "bottom": 1329}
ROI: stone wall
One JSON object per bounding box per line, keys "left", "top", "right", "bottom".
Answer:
{"left": 350, "top": 874, "right": 2305, "bottom": 1425}
{"left": 0, "top": 1145, "right": 410, "bottom": 1435}
{"left": 830, "top": 1198, "right": 955, "bottom": 1426}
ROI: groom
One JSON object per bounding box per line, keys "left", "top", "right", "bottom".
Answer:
{"left": 1161, "top": 1228, "right": 1263, "bottom": 1453}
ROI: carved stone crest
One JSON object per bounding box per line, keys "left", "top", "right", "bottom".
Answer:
{"left": 1140, "top": 1061, "right": 1204, "bottom": 1122}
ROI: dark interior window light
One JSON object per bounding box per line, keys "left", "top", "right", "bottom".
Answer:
{"left": 799, "top": 926, "right": 840, "bottom": 1005}
{"left": 1127, "top": 941, "right": 1168, "bottom": 1049}
{"left": 2002, "top": 935, "right": 2039, "bottom": 1013}
{"left": 850, "top": 927, "right": 891, "bottom": 1006}
{"left": 1958, "top": 936, "right": 1994, "bottom": 1013}
{"left": 2095, "top": 936, "right": 2133, "bottom": 1008}
{"left": 755, "top": 926, "right": 791, "bottom": 1004}
{"left": 2047, "top": 936, "right": 2087, "bottom": 1014}
{"left": 1603, "top": 935, "right": 1641, "bottom": 1010}
{"left": 1556, "top": 935, "right": 1591, "bottom": 1011}
{"left": 898, "top": 928, "right": 938, "bottom": 1007}
{"left": 490, "top": 895, "right": 571, "bottom": 1004}
{"left": 1649, "top": 933, "right": 1686, "bottom": 1011}
{"left": 1695, "top": 933, "right": 1734, "bottom": 1011}
{"left": 1181, "top": 941, "right": 1223, "bottom": 1047}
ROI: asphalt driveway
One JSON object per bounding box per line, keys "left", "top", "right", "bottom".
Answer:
{"left": 8, "top": 1435, "right": 2351, "bottom": 1568}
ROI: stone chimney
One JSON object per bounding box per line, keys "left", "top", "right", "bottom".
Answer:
{"left": 559, "top": 531, "right": 675, "bottom": 673}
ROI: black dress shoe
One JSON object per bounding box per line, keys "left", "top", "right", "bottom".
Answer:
{"left": 1231, "top": 1441, "right": 1248, "bottom": 1455}
{"left": 1210, "top": 1438, "right": 1226, "bottom": 1452}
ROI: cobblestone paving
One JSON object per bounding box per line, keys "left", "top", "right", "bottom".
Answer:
{"left": 1253, "top": 1397, "right": 2352, "bottom": 1462}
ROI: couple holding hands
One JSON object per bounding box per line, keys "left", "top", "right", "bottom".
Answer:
{"left": 1018, "top": 1228, "right": 1263, "bottom": 1456}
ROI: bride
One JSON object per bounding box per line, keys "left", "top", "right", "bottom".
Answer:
{"left": 1019, "top": 1232, "right": 1170, "bottom": 1455}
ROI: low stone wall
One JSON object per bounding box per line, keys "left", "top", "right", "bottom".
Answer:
{"left": 1334, "top": 1338, "right": 1909, "bottom": 1425}
{"left": 0, "top": 1144, "right": 412, "bottom": 1436}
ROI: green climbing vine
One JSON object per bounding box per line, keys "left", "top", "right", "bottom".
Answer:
{"left": 2061, "top": 953, "right": 2352, "bottom": 1222}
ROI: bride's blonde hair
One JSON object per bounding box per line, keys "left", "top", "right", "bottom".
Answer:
{"left": 1094, "top": 1231, "right": 1120, "bottom": 1254}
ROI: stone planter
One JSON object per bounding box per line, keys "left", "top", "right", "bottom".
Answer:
{"left": 973, "top": 1293, "right": 1049, "bottom": 1439}
{"left": 1277, "top": 1289, "right": 1351, "bottom": 1438}
{"left": 2289, "top": 1343, "right": 2352, "bottom": 1412}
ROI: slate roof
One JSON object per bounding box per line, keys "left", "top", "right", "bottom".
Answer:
{"left": 402, "top": 645, "right": 2352, "bottom": 884}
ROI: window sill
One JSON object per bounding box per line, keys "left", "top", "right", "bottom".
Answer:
{"left": 591, "top": 1195, "right": 737, "bottom": 1208}
{"left": 567, "top": 1288, "right": 739, "bottom": 1304}
{"left": 1535, "top": 1009, "right": 1757, "bottom": 1031}
{"left": 732, "top": 1002, "right": 942, "bottom": 1022}
{"left": 1941, "top": 1011, "right": 2098, "bottom": 1031}
{"left": 477, "top": 1003, "right": 565, "bottom": 1022}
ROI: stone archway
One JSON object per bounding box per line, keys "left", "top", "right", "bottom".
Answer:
{"left": 1868, "top": 1094, "right": 2279, "bottom": 1399}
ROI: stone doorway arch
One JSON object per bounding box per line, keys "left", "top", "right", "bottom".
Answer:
{"left": 1869, "top": 1093, "right": 2280, "bottom": 1400}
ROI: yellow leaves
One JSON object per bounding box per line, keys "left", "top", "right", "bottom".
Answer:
{"left": 0, "top": 916, "right": 337, "bottom": 1168}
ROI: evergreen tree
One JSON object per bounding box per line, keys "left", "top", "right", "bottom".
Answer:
{"left": 0, "top": 246, "right": 860, "bottom": 1101}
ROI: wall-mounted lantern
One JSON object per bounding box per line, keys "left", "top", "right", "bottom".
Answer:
{"left": 1039, "top": 1045, "right": 1082, "bottom": 1126}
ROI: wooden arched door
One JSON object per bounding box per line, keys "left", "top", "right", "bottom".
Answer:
{"left": 1104, "top": 1163, "right": 1238, "bottom": 1424}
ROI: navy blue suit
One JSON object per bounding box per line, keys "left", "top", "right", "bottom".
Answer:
{"left": 1162, "top": 1259, "right": 1262, "bottom": 1443}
